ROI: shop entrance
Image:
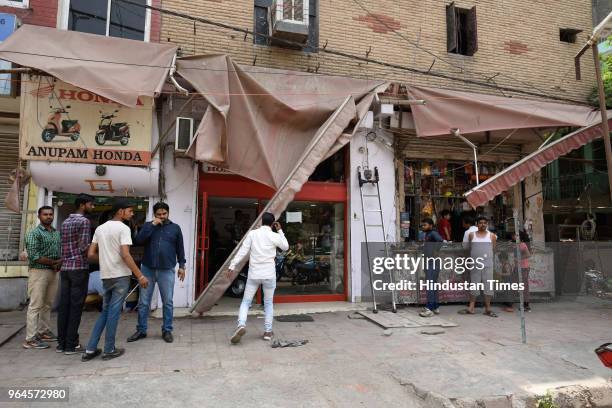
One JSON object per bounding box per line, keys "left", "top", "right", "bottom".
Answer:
{"left": 196, "top": 150, "right": 348, "bottom": 303}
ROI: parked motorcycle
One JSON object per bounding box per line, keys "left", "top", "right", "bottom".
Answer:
{"left": 95, "top": 110, "right": 130, "bottom": 146}
{"left": 41, "top": 106, "right": 80, "bottom": 142}
{"left": 292, "top": 257, "right": 331, "bottom": 286}
{"left": 228, "top": 264, "right": 249, "bottom": 298}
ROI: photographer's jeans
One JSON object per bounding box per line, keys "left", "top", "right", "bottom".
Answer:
{"left": 136, "top": 265, "right": 175, "bottom": 334}
{"left": 425, "top": 268, "right": 440, "bottom": 311}
{"left": 237, "top": 278, "right": 276, "bottom": 332}
{"left": 86, "top": 276, "right": 130, "bottom": 354}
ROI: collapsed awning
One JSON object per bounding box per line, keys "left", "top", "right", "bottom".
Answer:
{"left": 406, "top": 86, "right": 597, "bottom": 137}
{"left": 465, "top": 117, "right": 611, "bottom": 208}
{"left": 0, "top": 25, "right": 177, "bottom": 107}
{"left": 177, "top": 55, "right": 386, "bottom": 190}
{"left": 177, "top": 55, "right": 387, "bottom": 313}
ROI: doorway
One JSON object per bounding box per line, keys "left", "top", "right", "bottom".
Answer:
{"left": 196, "top": 174, "right": 348, "bottom": 303}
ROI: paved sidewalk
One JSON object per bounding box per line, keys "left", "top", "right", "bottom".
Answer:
{"left": 0, "top": 297, "right": 610, "bottom": 407}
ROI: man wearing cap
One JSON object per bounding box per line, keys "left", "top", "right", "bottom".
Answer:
{"left": 57, "top": 193, "right": 95, "bottom": 355}
{"left": 82, "top": 199, "right": 149, "bottom": 361}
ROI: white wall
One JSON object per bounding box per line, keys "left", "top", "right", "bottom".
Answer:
{"left": 153, "top": 152, "right": 198, "bottom": 308}
{"left": 349, "top": 129, "right": 397, "bottom": 302}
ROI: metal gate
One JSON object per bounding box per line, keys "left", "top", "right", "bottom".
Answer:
{"left": 0, "top": 132, "right": 22, "bottom": 261}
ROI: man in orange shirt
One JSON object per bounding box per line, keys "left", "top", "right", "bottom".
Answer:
{"left": 437, "top": 210, "right": 452, "bottom": 241}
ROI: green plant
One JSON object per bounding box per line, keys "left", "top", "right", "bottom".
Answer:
{"left": 588, "top": 36, "right": 612, "bottom": 109}
{"left": 535, "top": 391, "right": 556, "bottom": 408}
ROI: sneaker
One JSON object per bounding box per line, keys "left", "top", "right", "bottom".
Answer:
{"left": 162, "top": 331, "right": 174, "bottom": 343}
{"left": 262, "top": 331, "right": 274, "bottom": 341}
{"left": 23, "top": 338, "right": 49, "bottom": 349}
{"left": 102, "top": 348, "right": 125, "bottom": 361}
{"left": 419, "top": 308, "right": 434, "bottom": 318}
{"left": 38, "top": 330, "right": 58, "bottom": 342}
{"left": 432, "top": 308, "right": 440, "bottom": 315}
{"left": 56, "top": 344, "right": 65, "bottom": 353}
{"left": 64, "top": 344, "right": 83, "bottom": 355}
{"left": 230, "top": 326, "right": 246, "bottom": 344}
{"left": 81, "top": 349, "right": 102, "bottom": 362}
{"left": 127, "top": 331, "right": 147, "bottom": 342}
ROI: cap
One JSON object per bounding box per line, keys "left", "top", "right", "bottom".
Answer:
{"left": 111, "top": 198, "right": 134, "bottom": 215}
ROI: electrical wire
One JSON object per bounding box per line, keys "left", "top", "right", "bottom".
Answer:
{"left": 112, "top": 0, "right": 589, "bottom": 105}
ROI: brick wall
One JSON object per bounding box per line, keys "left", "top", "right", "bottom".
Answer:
{"left": 161, "top": 0, "right": 595, "bottom": 102}
{"left": 0, "top": 0, "right": 57, "bottom": 27}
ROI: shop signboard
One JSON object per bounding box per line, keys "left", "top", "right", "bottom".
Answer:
{"left": 20, "top": 76, "right": 153, "bottom": 166}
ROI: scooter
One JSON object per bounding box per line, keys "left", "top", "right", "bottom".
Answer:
{"left": 41, "top": 106, "right": 80, "bottom": 142}
{"left": 95, "top": 109, "right": 130, "bottom": 146}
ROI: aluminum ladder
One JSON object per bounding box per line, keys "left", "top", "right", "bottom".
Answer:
{"left": 357, "top": 165, "right": 397, "bottom": 313}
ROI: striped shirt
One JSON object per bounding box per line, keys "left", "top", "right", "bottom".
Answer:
{"left": 25, "top": 224, "right": 61, "bottom": 269}
{"left": 61, "top": 214, "right": 91, "bottom": 271}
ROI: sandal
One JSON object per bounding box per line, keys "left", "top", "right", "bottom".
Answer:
{"left": 458, "top": 309, "right": 475, "bottom": 315}
{"left": 484, "top": 310, "right": 498, "bottom": 318}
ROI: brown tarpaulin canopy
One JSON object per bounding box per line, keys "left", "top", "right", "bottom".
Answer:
{"left": 406, "top": 86, "right": 598, "bottom": 137}
{"left": 176, "top": 55, "right": 386, "bottom": 313}
{"left": 0, "top": 25, "right": 177, "bottom": 107}
{"left": 465, "top": 117, "right": 611, "bottom": 208}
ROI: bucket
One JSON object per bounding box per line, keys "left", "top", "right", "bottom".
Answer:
{"left": 595, "top": 343, "right": 612, "bottom": 368}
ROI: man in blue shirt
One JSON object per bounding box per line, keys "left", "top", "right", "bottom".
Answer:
{"left": 128, "top": 202, "right": 186, "bottom": 343}
{"left": 418, "top": 218, "right": 444, "bottom": 318}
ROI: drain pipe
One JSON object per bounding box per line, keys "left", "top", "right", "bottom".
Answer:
{"left": 452, "top": 128, "right": 480, "bottom": 185}
{"left": 169, "top": 54, "right": 189, "bottom": 96}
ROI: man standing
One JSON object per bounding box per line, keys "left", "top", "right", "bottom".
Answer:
{"left": 82, "top": 199, "right": 149, "bottom": 361}
{"left": 57, "top": 194, "right": 95, "bottom": 355}
{"left": 128, "top": 202, "right": 186, "bottom": 344}
{"left": 461, "top": 216, "right": 478, "bottom": 246}
{"left": 228, "top": 212, "right": 288, "bottom": 344}
{"left": 460, "top": 216, "right": 498, "bottom": 317}
{"left": 23, "top": 206, "right": 61, "bottom": 349}
{"left": 419, "top": 218, "right": 444, "bottom": 318}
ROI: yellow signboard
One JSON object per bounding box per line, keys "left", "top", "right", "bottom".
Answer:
{"left": 21, "top": 76, "right": 153, "bottom": 166}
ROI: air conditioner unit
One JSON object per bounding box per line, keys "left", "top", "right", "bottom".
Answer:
{"left": 271, "top": 0, "right": 309, "bottom": 45}
{"left": 175, "top": 117, "right": 194, "bottom": 153}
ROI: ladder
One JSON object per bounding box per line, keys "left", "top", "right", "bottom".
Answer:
{"left": 358, "top": 165, "right": 397, "bottom": 313}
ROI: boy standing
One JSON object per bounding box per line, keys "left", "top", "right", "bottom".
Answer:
{"left": 82, "top": 199, "right": 149, "bottom": 361}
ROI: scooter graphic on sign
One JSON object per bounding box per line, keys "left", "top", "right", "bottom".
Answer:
{"left": 95, "top": 110, "right": 130, "bottom": 146}
{"left": 41, "top": 106, "right": 81, "bottom": 142}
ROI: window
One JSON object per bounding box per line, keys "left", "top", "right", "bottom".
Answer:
{"left": 446, "top": 2, "right": 477, "bottom": 56}
{"left": 65, "top": 0, "right": 148, "bottom": 41}
{"left": 253, "top": 0, "right": 319, "bottom": 52}
{"left": 0, "top": 0, "right": 28, "bottom": 8}
{"left": 560, "top": 28, "right": 581, "bottom": 44}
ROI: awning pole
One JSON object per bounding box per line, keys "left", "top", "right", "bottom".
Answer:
{"left": 513, "top": 209, "right": 527, "bottom": 344}
{"left": 592, "top": 43, "right": 612, "bottom": 203}
{"left": 457, "top": 132, "right": 480, "bottom": 185}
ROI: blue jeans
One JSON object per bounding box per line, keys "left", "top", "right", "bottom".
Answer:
{"left": 136, "top": 265, "right": 175, "bottom": 333}
{"left": 425, "top": 268, "right": 440, "bottom": 311}
{"left": 237, "top": 278, "right": 276, "bottom": 332}
{"left": 86, "top": 276, "right": 130, "bottom": 354}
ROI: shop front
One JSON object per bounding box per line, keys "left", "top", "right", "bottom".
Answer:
{"left": 395, "top": 132, "right": 556, "bottom": 304}
{"left": 197, "top": 150, "right": 348, "bottom": 303}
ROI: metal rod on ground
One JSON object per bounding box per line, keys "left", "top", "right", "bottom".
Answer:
{"left": 513, "top": 208, "right": 527, "bottom": 344}
{"left": 592, "top": 42, "right": 612, "bottom": 203}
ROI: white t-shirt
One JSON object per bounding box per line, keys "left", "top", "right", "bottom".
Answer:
{"left": 229, "top": 225, "right": 289, "bottom": 280}
{"left": 92, "top": 220, "right": 133, "bottom": 279}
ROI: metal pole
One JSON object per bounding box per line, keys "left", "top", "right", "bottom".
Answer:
{"left": 513, "top": 208, "right": 527, "bottom": 344}
{"left": 592, "top": 43, "right": 612, "bottom": 203}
